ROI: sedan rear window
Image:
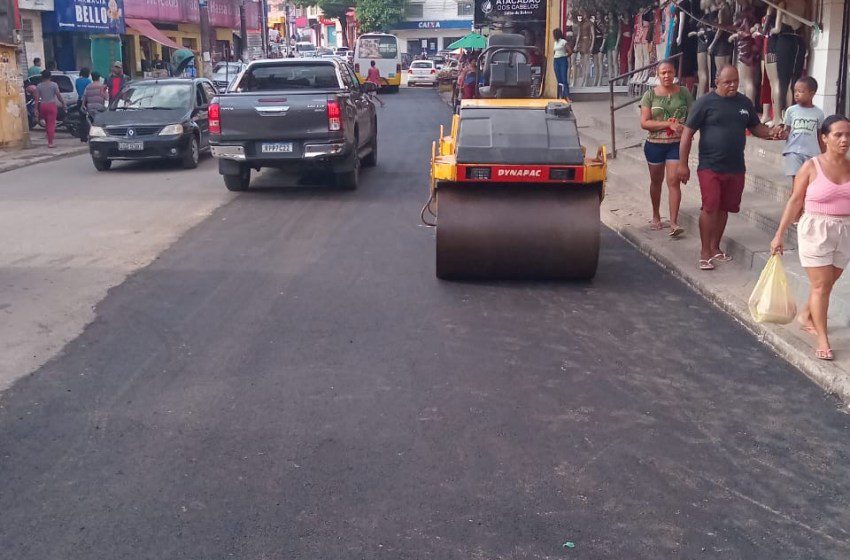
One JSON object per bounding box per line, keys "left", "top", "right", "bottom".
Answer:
{"left": 236, "top": 64, "right": 340, "bottom": 91}
{"left": 411, "top": 62, "right": 433, "bottom": 69}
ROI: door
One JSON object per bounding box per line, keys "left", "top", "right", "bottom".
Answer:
{"left": 340, "top": 64, "right": 370, "bottom": 146}
{"left": 195, "top": 82, "right": 213, "bottom": 147}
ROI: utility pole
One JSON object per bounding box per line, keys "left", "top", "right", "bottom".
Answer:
{"left": 239, "top": 0, "right": 248, "bottom": 61}
{"left": 198, "top": 0, "right": 213, "bottom": 77}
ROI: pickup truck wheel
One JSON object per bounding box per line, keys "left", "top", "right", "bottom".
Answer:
{"left": 335, "top": 156, "right": 359, "bottom": 190}
{"left": 362, "top": 131, "right": 377, "bottom": 168}
{"left": 92, "top": 157, "right": 112, "bottom": 171}
{"left": 182, "top": 135, "right": 200, "bottom": 169}
{"left": 223, "top": 166, "right": 251, "bottom": 191}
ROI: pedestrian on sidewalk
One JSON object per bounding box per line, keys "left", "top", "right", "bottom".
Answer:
{"left": 27, "top": 57, "right": 42, "bottom": 77}
{"left": 365, "top": 60, "right": 385, "bottom": 107}
{"left": 36, "top": 70, "right": 66, "bottom": 148}
{"left": 552, "top": 28, "right": 572, "bottom": 100}
{"left": 81, "top": 72, "right": 108, "bottom": 141}
{"left": 107, "top": 62, "right": 127, "bottom": 102}
{"left": 678, "top": 65, "right": 778, "bottom": 271}
{"left": 771, "top": 115, "right": 850, "bottom": 361}
{"left": 75, "top": 68, "right": 92, "bottom": 142}
{"left": 779, "top": 77, "right": 825, "bottom": 183}
{"left": 640, "top": 59, "right": 694, "bottom": 237}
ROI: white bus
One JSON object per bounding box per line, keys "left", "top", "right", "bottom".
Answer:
{"left": 353, "top": 33, "right": 401, "bottom": 92}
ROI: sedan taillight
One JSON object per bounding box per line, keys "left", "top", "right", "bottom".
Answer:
{"left": 327, "top": 99, "right": 342, "bottom": 131}
{"left": 209, "top": 100, "right": 221, "bottom": 135}
{"left": 430, "top": 69, "right": 436, "bottom": 74}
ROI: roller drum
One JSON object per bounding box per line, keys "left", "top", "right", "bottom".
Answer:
{"left": 436, "top": 183, "right": 601, "bottom": 280}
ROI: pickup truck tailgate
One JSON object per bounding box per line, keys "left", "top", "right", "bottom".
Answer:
{"left": 220, "top": 92, "right": 335, "bottom": 142}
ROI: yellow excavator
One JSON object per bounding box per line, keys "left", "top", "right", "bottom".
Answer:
{"left": 424, "top": 1, "right": 607, "bottom": 280}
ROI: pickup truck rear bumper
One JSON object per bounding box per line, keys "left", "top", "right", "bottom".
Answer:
{"left": 211, "top": 142, "right": 347, "bottom": 161}
{"left": 212, "top": 140, "right": 354, "bottom": 175}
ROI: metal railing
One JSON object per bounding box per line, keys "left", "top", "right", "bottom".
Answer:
{"left": 607, "top": 52, "right": 683, "bottom": 159}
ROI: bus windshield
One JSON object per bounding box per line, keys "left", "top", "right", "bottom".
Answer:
{"left": 358, "top": 36, "right": 398, "bottom": 59}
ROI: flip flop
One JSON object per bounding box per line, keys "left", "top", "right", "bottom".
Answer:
{"left": 712, "top": 252, "right": 733, "bottom": 262}
{"left": 650, "top": 220, "right": 664, "bottom": 231}
{"left": 699, "top": 259, "right": 715, "bottom": 270}
{"left": 815, "top": 348, "right": 834, "bottom": 361}
{"left": 669, "top": 226, "right": 684, "bottom": 238}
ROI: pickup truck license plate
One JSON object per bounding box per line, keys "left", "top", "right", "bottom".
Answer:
{"left": 261, "top": 142, "right": 293, "bottom": 153}
{"left": 118, "top": 141, "right": 144, "bottom": 151}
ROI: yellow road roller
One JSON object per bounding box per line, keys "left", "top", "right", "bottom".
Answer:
{"left": 424, "top": 33, "right": 607, "bottom": 280}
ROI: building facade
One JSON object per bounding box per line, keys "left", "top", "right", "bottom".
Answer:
{"left": 390, "top": 0, "right": 473, "bottom": 55}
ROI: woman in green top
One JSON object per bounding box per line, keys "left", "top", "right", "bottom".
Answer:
{"left": 640, "top": 60, "right": 694, "bottom": 237}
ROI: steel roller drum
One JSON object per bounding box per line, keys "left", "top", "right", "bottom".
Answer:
{"left": 436, "top": 183, "right": 601, "bottom": 280}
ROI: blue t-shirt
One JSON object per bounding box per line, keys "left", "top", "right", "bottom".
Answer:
{"left": 75, "top": 77, "right": 92, "bottom": 98}
{"left": 783, "top": 104, "right": 824, "bottom": 157}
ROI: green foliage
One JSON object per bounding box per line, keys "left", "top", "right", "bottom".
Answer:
{"left": 356, "top": 0, "right": 405, "bottom": 32}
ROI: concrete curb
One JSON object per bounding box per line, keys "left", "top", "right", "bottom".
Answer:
{"left": 0, "top": 145, "right": 90, "bottom": 174}
{"left": 601, "top": 207, "right": 850, "bottom": 407}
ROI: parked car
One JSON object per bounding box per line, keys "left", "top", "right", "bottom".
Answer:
{"left": 408, "top": 60, "right": 437, "bottom": 87}
{"left": 212, "top": 62, "right": 247, "bottom": 93}
{"left": 88, "top": 78, "right": 217, "bottom": 171}
{"left": 428, "top": 55, "right": 447, "bottom": 70}
{"left": 295, "top": 41, "right": 317, "bottom": 56}
{"left": 209, "top": 58, "right": 378, "bottom": 191}
{"left": 24, "top": 73, "right": 78, "bottom": 105}
{"left": 437, "top": 59, "right": 460, "bottom": 84}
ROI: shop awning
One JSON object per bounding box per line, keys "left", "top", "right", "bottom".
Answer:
{"left": 125, "top": 18, "right": 183, "bottom": 50}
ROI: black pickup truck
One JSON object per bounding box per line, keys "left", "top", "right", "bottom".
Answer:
{"left": 209, "top": 58, "right": 379, "bottom": 191}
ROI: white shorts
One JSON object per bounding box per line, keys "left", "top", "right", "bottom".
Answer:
{"left": 797, "top": 213, "right": 850, "bottom": 269}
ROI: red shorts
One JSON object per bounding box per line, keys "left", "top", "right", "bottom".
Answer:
{"left": 697, "top": 170, "right": 746, "bottom": 213}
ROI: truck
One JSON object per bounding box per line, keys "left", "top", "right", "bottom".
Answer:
{"left": 209, "top": 58, "right": 379, "bottom": 191}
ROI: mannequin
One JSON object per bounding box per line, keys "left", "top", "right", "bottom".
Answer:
{"left": 677, "top": 0, "right": 699, "bottom": 79}
{"left": 772, "top": 0, "right": 808, "bottom": 117}
{"left": 729, "top": 0, "right": 761, "bottom": 106}
{"left": 690, "top": 0, "right": 714, "bottom": 96}
{"left": 593, "top": 13, "right": 606, "bottom": 86}
{"left": 663, "top": 0, "right": 678, "bottom": 60}
{"left": 709, "top": 0, "right": 733, "bottom": 80}
{"left": 654, "top": 2, "right": 666, "bottom": 64}
{"left": 618, "top": 12, "right": 633, "bottom": 74}
{"left": 565, "top": 17, "right": 577, "bottom": 86}
{"left": 631, "top": 8, "right": 650, "bottom": 83}
{"left": 762, "top": 7, "right": 781, "bottom": 123}
{"left": 575, "top": 11, "right": 595, "bottom": 87}
{"left": 603, "top": 13, "right": 620, "bottom": 83}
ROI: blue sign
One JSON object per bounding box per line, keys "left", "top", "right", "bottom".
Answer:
{"left": 392, "top": 19, "right": 473, "bottom": 30}
{"left": 53, "top": 0, "right": 125, "bottom": 33}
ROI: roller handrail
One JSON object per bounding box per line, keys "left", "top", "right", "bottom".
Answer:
{"left": 607, "top": 52, "right": 683, "bottom": 158}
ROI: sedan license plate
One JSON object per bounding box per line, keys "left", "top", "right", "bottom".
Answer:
{"left": 261, "top": 142, "right": 293, "bottom": 153}
{"left": 118, "top": 141, "right": 144, "bottom": 151}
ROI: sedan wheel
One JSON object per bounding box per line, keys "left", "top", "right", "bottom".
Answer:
{"left": 182, "top": 136, "right": 199, "bottom": 169}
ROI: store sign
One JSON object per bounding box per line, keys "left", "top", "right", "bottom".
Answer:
{"left": 393, "top": 19, "right": 473, "bottom": 30}
{"left": 474, "top": 0, "right": 545, "bottom": 25}
{"left": 54, "top": 0, "right": 125, "bottom": 33}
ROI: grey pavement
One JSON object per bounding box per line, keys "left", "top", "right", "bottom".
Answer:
{"left": 1, "top": 88, "right": 849, "bottom": 559}
{"left": 0, "top": 128, "right": 89, "bottom": 174}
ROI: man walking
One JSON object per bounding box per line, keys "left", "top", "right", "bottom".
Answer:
{"left": 678, "top": 66, "right": 778, "bottom": 270}
{"left": 28, "top": 57, "right": 42, "bottom": 77}
{"left": 107, "top": 62, "right": 126, "bottom": 101}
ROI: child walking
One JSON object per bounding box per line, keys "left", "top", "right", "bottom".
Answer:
{"left": 780, "top": 77, "right": 825, "bottom": 181}
{"left": 366, "top": 61, "right": 385, "bottom": 107}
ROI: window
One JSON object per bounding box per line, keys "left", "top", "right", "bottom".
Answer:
{"left": 236, "top": 63, "right": 340, "bottom": 91}
{"left": 457, "top": 2, "right": 473, "bottom": 16}
{"left": 21, "top": 18, "right": 34, "bottom": 42}
{"left": 111, "top": 83, "right": 193, "bottom": 110}
{"left": 404, "top": 3, "right": 423, "bottom": 18}
{"left": 52, "top": 75, "right": 74, "bottom": 93}
{"left": 357, "top": 36, "right": 399, "bottom": 59}
{"left": 202, "top": 82, "right": 217, "bottom": 103}
{"left": 196, "top": 84, "right": 206, "bottom": 106}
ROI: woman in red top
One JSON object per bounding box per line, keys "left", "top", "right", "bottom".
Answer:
{"left": 366, "top": 60, "right": 385, "bottom": 107}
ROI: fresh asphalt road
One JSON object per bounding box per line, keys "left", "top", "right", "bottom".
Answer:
{"left": 1, "top": 87, "right": 849, "bottom": 559}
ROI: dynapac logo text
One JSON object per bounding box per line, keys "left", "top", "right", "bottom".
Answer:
{"left": 497, "top": 168, "right": 542, "bottom": 177}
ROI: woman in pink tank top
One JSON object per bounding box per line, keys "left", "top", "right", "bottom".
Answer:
{"left": 772, "top": 115, "right": 850, "bottom": 360}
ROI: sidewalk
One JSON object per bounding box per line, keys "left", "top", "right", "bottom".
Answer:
{"left": 439, "top": 90, "right": 850, "bottom": 404}
{"left": 0, "top": 128, "right": 89, "bottom": 174}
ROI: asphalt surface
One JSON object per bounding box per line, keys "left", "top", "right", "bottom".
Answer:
{"left": 2, "top": 87, "right": 849, "bottom": 559}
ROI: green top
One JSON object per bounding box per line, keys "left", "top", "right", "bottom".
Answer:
{"left": 27, "top": 65, "right": 42, "bottom": 77}
{"left": 603, "top": 27, "right": 619, "bottom": 52}
{"left": 640, "top": 86, "right": 695, "bottom": 143}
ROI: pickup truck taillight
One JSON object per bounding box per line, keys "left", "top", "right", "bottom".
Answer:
{"left": 209, "top": 101, "right": 221, "bottom": 135}
{"left": 327, "top": 99, "right": 342, "bottom": 131}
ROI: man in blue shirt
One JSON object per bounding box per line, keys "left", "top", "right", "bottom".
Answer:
{"left": 75, "top": 68, "right": 92, "bottom": 99}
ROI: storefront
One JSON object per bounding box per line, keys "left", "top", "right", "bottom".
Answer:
{"left": 42, "top": 0, "right": 125, "bottom": 71}
{"left": 391, "top": 19, "right": 473, "bottom": 55}
{"left": 18, "top": 0, "right": 52, "bottom": 68}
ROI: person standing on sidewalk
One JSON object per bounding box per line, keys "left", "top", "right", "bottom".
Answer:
{"left": 552, "top": 28, "right": 572, "bottom": 100}
{"left": 81, "top": 72, "right": 108, "bottom": 141}
{"left": 36, "top": 70, "right": 66, "bottom": 148}
{"left": 107, "top": 62, "right": 127, "bottom": 101}
{"left": 640, "top": 60, "right": 694, "bottom": 237}
{"left": 678, "top": 65, "right": 778, "bottom": 270}
{"left": 75, "top": 68, "right": 92, "bottom": 142}
{"left": 28, "top": 57, "right": 42, "bottom": 77}
{"left": 771, "top": 115, "right": 850, "bottom": 361}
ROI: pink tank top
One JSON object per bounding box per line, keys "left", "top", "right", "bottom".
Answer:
{"left": 805, "top": 157, "right": 850, "bottom": 216}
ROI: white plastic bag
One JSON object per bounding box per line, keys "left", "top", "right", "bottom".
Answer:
{"left": 748, "top": 255, "right": 797, "bottom": 324}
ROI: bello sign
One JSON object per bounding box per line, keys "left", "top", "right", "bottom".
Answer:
{"left": 474, "top": 0, "right": 545, "bottom": 25}
{"left": 55, "top": 0, "right": 125, "bottom": 32}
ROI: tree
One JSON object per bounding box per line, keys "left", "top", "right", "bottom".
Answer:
{"left": 356, "top": 0, "right": 405, "bottom": 33}
{"left": 296, "top": 0, "right": 355, "bottom": 47}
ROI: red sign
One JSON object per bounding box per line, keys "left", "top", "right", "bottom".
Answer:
{"left": 123, "top": 0, "right": 261, "bottom": 28}
{"left": 457, "top": 164, "right": 585, "bottom": 183}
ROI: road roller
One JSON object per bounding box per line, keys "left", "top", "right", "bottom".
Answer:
{"left": 424, "top": 33, "right": 607, "bottom": 280}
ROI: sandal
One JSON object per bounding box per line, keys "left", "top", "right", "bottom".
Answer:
{"left": 650, "top": 220, "right": 664, "bottom": 231}
{"left": 815, "top": 348, "right": 834, "bottom": 361}
{"left": 712, "top": 252, "right": 733, "bottom": 262}
{"left": 669, "top": 226, "right": 684, "bottom": 238}
{"left": 699, "top": 259, "right": 715, "bottom": 270}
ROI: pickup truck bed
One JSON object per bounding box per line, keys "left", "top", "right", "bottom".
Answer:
{"left": 210, "top": 58, "right": 378, "bottom": 191}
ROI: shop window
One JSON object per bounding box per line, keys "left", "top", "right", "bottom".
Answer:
{"left": 405, "top": 3, "right": 424, "bottom": 18}
{"left": 21, "top": 18, "right": 34, "bottom": 43}
{"left": 457, "top": 2, "right": 473, "bottom": 16}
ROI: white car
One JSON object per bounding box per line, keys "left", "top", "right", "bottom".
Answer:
{"left": 408, "top": 60, "right": 437, "bottom": 87}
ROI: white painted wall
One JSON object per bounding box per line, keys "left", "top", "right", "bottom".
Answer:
{"left": 20, "top": 10, "right": 45, "bottom": 68}
{"left": 809, "top": 0, "right": 844, "bottom": 114}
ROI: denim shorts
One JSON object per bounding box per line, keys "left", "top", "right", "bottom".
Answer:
{"left": 644, "top": 141, "right": 680, "bottom": 165}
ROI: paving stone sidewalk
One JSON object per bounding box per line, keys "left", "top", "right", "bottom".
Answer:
{"left": 0, "top": 129, "right": 89, "bottom": 174}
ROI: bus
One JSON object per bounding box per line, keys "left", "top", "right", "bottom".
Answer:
{"left": 353, "top": 33, "right": 402, "bottom": 92}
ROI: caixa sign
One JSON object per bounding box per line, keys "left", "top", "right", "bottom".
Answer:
{"left": 394, "top": 19, "right": 473, "bottom": 30}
